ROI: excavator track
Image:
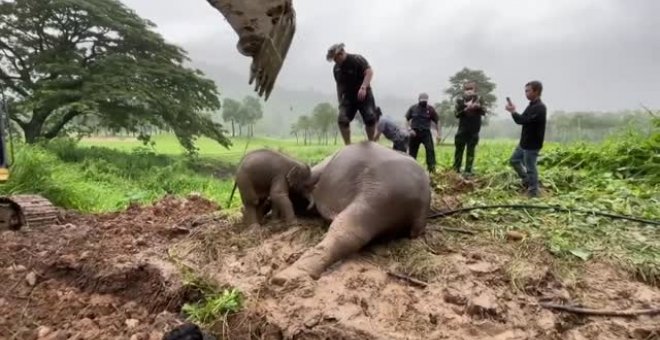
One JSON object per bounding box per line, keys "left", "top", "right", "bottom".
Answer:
{"left": 0, "top": 194, "right": 59, "bottom": 231}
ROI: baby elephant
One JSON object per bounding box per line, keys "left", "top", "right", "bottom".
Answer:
{"left": 235, "top": 149, "right": 315, "bottom": 228}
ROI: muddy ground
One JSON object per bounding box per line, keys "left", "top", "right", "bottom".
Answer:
{"left": 1, "top": 191, "right": 659, "bottom": 340}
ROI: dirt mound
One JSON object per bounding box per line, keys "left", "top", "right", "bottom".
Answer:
{"left": 0, "top": 194, "right": 218, "bottom": 339}
{"left": 1, "top": 192, "right": 659, "bottom": 339}
{"left": 174, "top": 218, "right": 660, "bottom": 339}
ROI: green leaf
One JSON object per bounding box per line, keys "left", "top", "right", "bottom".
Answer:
{"left": 569, "top": 248, "right": 592, "bottom": 261}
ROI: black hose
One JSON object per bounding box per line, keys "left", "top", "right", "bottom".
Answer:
{"left": 427, "top": 204, "right": 660, "bottom": 226}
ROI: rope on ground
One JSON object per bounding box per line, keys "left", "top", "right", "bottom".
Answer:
{"left": 386, "top": 271, "right": 429, "bottom": 288}
{"left": 539, "top": 302, "right": 660, "bottom": 317}
{"left": 428, "top": 226, "right": 476, "bottom": 235}
{"left": 427, "top": 204, "right": 660, "bottom": 226}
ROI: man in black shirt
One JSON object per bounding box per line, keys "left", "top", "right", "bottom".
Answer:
{"left": 505, "top": 80, "right": 547, "bottom": 198}
{"left": 326, "top": 43, "right": 377, "bottom": 145}
{"left": 453, "top": 81, "right": 485, "bottom": 176}
{"left": 406, "top": 93, "right": 441, "bottom": 173}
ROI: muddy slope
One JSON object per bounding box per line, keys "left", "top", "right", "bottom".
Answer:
{"left": 1, "top": 193, "right": 658, "bottom": 340}
{"left": 0, "top": 195, "right": 218, "bottom": 339}
{"left": 174, "top": 219, "right": 660, "bottom": 340}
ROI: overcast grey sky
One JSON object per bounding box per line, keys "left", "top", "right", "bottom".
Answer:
{"left": 120, "top": 0, "right": 659, "bottom": 113}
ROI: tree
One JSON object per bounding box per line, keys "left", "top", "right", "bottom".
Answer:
{"left": 311, "top": 102, "right": 336, "bottom": 145}
{"left": 444, "top": 67, "right": 497, "bottom": 115}
{"left": 0, "top": 0, "right": 229, "bottom": 153}
{"left": 434, "top": 100, "right": 458, "bottom": 128}
{"left": 296, "top": 115, "right": 312, "bottom": 145}
{"left": 239, "top": 95, "right": 263, "bottom": 137}
{"left": 290, "top": 121, "right": 300, "bottom": 144}
{"left": 434, "top": 99, "right": 457, "bottom": 142}
{"left": 221, "top": 98, "right": 241, "bottom": 137}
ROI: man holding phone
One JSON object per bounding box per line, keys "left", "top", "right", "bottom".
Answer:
{"left": 505, "top": 81, "right": 547, "bottom": 198}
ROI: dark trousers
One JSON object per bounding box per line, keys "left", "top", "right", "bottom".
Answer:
{"left": 453, "top": 132, "right": 479, "bottom": 173}
{"left": 408, "top": 129, "right": 435, "bottom": 172}
{"left": 392, "top": 137, "right": 409, "bottom": 153}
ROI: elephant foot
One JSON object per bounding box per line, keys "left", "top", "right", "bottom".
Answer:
{"left": 272, "top": 248, "right": 330, "bottom": 287}
{"left": 270, "top": 265, "right": 313, "bottom": 287}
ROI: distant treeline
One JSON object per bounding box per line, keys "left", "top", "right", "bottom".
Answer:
{"left": 480, "top": 110, "right": 654, "bottom": 142}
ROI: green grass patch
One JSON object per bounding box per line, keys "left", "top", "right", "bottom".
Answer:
{"left": 432, "top": 118, "right": 659, "bottom": 285}
{"left": 0, "top": 139, "right": 239, "bottom": 212}
{"left": 181, "top": 288, "right": 244, "bottom": 326}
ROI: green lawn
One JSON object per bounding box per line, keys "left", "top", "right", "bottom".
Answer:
{"left": 80, "top": 134, "right": 525, "bottom": 172}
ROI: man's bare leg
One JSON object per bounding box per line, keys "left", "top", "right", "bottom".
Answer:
{"left": 340, "top": 125, "right": 351, "bottom": 145}
{"left": 365, "top": 125, "right": 376, "bottom": 141}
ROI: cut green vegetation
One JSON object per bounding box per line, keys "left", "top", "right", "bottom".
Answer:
{"left": 181, "top": 288, "right": 244, "bottom": 326}
{"left": 431, "top": 117, "right": 659, "bottom": 285}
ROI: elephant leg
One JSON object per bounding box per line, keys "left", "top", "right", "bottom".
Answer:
{"left": 270, "top": 180, "right": 297, "bottom": 225}
{"left": 242, "top": 202, "right": 260, "bottom": 228}
{"left": 255, "top": 198, "right": 270, "bottom": 224}
{"left": 238, "top": 180, "right": 261, "bottom": 228}
{"left": 271, "top": 203, "right": 374, "bottom": 285}
{"left": 409, "top": 213, "right": 428, "bottom": 239}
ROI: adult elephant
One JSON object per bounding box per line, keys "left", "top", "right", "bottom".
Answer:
{"left": 271, "top": 141, "right": 432, "bottom": 285}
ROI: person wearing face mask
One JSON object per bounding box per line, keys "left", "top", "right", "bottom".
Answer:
{"left": 453, "top": 81, "right": 486, "bottom": 176}
{"left": 405, "top": 92, "right": 441, "bottom": 173}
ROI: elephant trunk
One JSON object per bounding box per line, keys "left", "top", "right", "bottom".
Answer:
{"left": 271, "top": 207, "right": 372, "bottom": 284}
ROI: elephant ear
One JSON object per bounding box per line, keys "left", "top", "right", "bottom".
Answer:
{"left": 286, "top": 164, "right": 314, "bottom": 191}
{"left": 285, "top": 166, "right": 303, "bottom": 187}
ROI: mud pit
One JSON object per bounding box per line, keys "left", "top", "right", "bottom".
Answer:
{"left": 1, "top": 193, "right": 659, "bottom": 339}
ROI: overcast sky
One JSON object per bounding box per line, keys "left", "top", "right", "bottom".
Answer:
{"left": 120, "top": 0, "right": 659, "bottom": 113}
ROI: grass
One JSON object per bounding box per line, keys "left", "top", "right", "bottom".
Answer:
{"left": 181, "top": 288, "right": 244, "bottom": 326}
{"left": 168, "top": 246, "right": 245, "bottom": 327}
{"left": 425, "top": 120, "right": 659, "bottom": 285}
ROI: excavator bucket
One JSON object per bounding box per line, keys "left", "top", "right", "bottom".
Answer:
{"left": 205, "top": 0, "right": 296, "bottom": 100}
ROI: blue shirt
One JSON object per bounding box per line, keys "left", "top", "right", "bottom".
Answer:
{"left": 377, "top": 117, "right": 408, "bottom": 142}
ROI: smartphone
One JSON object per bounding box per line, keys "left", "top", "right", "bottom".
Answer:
{"left": 506, "top": 97, "right": 512, "bottom": 105}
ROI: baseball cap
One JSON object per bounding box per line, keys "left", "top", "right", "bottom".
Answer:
{"left": 418, "top": 93, "right": 429, "bottom": 101}
{"left": 326, "top": 43, "right": 345, "bottom": 61}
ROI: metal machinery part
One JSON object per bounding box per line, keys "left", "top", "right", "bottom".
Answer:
{"left": 205, "top": 0, "right": 296, "bottom": 100}
{"left": 0, "top": 194, "right": 59, "bottom": 230}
